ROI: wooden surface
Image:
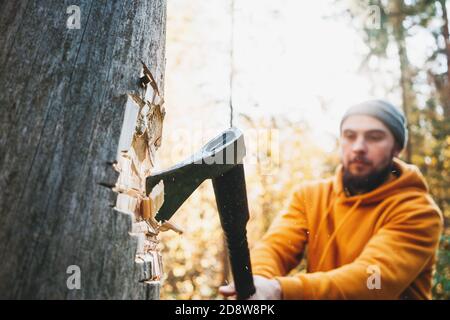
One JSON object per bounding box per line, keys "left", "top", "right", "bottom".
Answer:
{"left": 0, "top": 0, "right": 166, "bottom": 299}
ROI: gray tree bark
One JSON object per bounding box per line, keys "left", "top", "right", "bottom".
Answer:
{"left": 0, "top": 0, "right": 166, "bottom": 299}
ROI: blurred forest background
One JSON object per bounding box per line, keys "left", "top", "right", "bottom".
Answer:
{"left": 157, "top": 0, "right": 449, "bottom": 299}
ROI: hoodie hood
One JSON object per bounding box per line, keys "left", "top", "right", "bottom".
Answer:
{"left": 332, "top": 157, "right": 429, "bottom": 205}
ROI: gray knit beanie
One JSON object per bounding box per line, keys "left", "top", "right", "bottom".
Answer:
{"left": 340, "top": 100, "right": 408, "bottom": 150}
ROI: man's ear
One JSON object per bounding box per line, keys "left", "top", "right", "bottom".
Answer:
{"left": 393, "top": 144, "right": 401, "bottom": 158}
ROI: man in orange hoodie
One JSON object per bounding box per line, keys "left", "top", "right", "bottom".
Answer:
{"left": 219, "top": 100, "right": 443, "bottom": 299}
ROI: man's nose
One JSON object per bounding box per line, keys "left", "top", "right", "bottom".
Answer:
{"left": 352, "top": 136, "right": 367, "bottom": 153}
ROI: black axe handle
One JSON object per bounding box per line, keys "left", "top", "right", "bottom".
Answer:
{"left": 212, "top": 164, "right": 256, "bottom": 300}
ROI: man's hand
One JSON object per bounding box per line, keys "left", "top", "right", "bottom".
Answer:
{"left": 218, "top": 275, "right": 282, "bottom": 300}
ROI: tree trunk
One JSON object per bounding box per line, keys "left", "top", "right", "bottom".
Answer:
{"left": 0, "top": 0, "right": 166, "bottom": 299}
{"left": 389, "top": 0, "right": 415, "bottom": 162}
{"left": 439, "top": 0, "right": 450, "bottom": 118}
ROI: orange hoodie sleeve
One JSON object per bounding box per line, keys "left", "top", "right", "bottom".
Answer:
{"left": 250, "top": 188, "right": 309, "bottom": 278}
{"left": 275, "top": 196, "right": 443, "bottom": 299}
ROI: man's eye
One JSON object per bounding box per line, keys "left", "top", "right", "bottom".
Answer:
{"left": 367, "top": 134, "right": 383, "bottom": 141}
{"left": 344, "top": 133, "right": 356, "bottom": 140}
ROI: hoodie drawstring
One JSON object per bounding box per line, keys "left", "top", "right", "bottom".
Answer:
{"left": 315, "top": 197, "right": 363, "bottom": 271}
{"left": 311, "top": 191, "right": 340, "bottom": 252}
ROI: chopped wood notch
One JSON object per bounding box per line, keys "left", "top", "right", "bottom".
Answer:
{"left": 112, "top": 62, "right": 182, "bottom": 283}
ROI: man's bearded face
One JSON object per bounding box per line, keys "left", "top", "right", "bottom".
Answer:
{"left": 340, "top": 115, "right": 400, "bottom": 194}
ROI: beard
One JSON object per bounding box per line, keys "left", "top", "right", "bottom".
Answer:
{"left": 342, "top": 155, "right": 396, "bottom": 196}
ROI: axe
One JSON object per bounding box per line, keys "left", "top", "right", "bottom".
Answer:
{"left": 146, "top": 127, "right": 256, "bottom": 299}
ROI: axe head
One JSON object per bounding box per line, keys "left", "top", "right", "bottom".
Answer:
{"left": 146, "top": 127, "right": 246, "bottom": 222}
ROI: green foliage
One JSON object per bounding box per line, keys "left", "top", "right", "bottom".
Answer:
{"left": 433, "top": 234, "right": 450, "bottom": 299}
